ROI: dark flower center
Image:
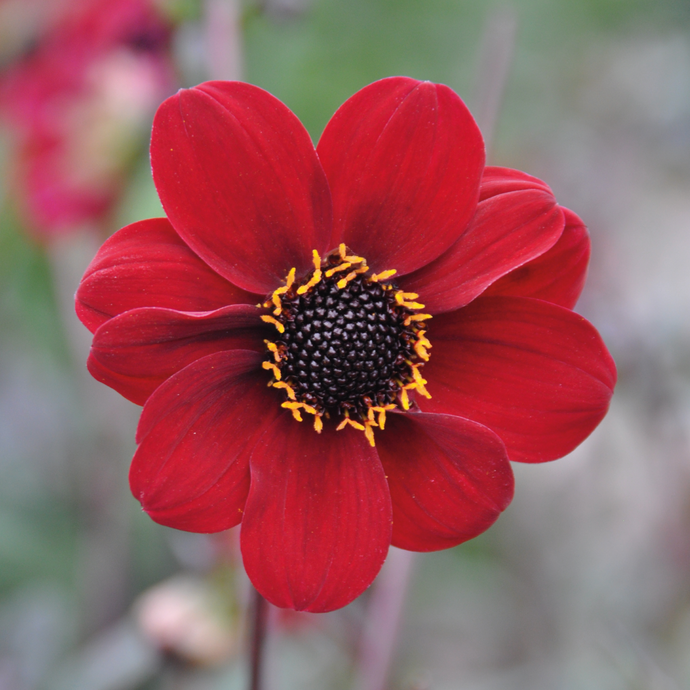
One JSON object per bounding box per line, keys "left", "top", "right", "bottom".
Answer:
{"left": 260, "top": 245, "right": 432, "bottom": 445}
{"left": 281, "top": 274, "right": 409, "bottom": 409}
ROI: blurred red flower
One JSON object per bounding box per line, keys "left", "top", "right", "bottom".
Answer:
{"left": 0, "top": 0, "right": 176, "bottom": 239}
{"left": 76, "top": 78, "right": 616, "bottom": 612}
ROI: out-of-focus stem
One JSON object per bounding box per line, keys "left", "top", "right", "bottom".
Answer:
{"left": 204, "top": 0, "right": 243, "bottom": 81}
{"left": 248, "top": 586, "right": 269, "bottom": 690}
{"left": 354, "top": 547, "right": 416, "bottom": 690}
{"left": 471, "top": 6, "right": 518, "bottom": 159}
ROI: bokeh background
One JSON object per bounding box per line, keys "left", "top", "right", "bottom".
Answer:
{"left": 1, "top": 0, "right": 690, "bottom": 688}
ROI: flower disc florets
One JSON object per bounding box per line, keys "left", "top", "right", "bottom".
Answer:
{"left": 261, "top": 244, "right": 432, "bottom": 445}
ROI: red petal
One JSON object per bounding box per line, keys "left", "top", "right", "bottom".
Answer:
{"left": 150, "top": 81, "right": 332, "bottom": 294}
{"left": 76, "top": 218, "right": 255, "bottom": 333}
{"left": 483, "top": 207, "right": 590, "bottom": 309}
{"left": 421, "top": 296, "right": 617, "bottom": 463}
{"left": 88, "top": 304, "right": 266, "bottom": 405}
{"left": 317, "top": 77, "right": 484, "bottom": 275}
{"left": 479, "top": 165, "right": 552, "bottom": 200}
{"left": 241, "top": 414, "right": 392, "bottom": 612}
{"left": 377, "top": 412, "right": 514, "bottom": 551}
{"left": 130, "top": 350, "right": 279, "bottom": 532}
{"left": 399, "top": 170, "right": 565, "bottom": 314}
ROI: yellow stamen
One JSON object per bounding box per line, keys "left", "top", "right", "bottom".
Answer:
{"left": 363, "top": 423, "right": 376, "bottom": 447}
{"left": 371, "top": 404, "right": 396, "bottom": 430}
{"left": 284, "top": 267, "right": 296, "bottom": 290}
{"left": 395, "top": 291, "right": 419, "bottom": 304}
{"left": 260, "top": 314, "right": 285, "bottom": 333}
{"left": 337, "top": 243, "right": 367, "bottom": 265}
{"left": 269, "top": 267, "right": 296, "bottom": 315}
{"left": 337, "top": 270, "right": 360, "bottom": 289}
{"left": 370, "top": 269, "right": 397, "bottom": 282}
{"left": 296, "top": 250, "right": 322, "bottom": 295}
{"left": 408, "top": 364, "right": 431, "bottom": 399}
{"left": 282, "top": 400, "right": 320, "bottom": 416}
{"left": 281, "top": 401, "right": 303, "bottom": 422}
{"left": 271, "top": 293, "right": 282, "bottom": 315}
{"left": 336, "top": 416, "right": 365, "bottom": 432}
{"left": 394, "top": 290, "right": 426, "bottom": 310}
{"left": 265, "top": 341, "right": 282, "bottom": 362}
{"left": 404, "top": 313, "right": 432, "bottom": 326}
{"left": 313, "top": 414, "right": 323, "bottom": 433}
{"left": 272, "top": 381, "right": 296, "bottom": 400}
{"left": 325, "top": 262, "right": 352, "bottom": 277}
{"left": 346, "top": 255, "right": 366, "bottom": 264}
{"left": 400, "top": 386, "right": 411, "bottom": 410}
{"left": 262, "top": 361, "right": 282, "bottom": 380}
{"left": 413, "top": 330, "right": 432, "bottom": 361}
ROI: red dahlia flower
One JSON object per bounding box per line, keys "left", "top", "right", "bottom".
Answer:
{"left": 75, "top": 77, "right": 616, "bottom": 612}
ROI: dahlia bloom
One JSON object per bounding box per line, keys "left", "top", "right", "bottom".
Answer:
{"left": 0, "top": 0, "right": 176, "bottom": 238}
{"left": 76, "top": 78, "right": 616, "bottom": 612}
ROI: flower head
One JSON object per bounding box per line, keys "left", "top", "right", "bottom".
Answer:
{"left": 76, "top": 78, "right": 616, "bottom": 612}
{"left": 0, "top": 0, "right": 176, "bottom": 238}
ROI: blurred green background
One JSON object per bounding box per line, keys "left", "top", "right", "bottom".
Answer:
{"left": 1, "top": 0, "right": 690, "bottom": 688}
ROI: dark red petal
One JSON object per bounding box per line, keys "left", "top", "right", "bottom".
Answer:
{"left": 479, "top": 166, "right": 552, "bottom": 200}
{"left": 483, "top": 207, "right": 591, "bottom": 309}
{"left": 421, "top": 296, "right": 617, "bottom": 463}
{"left": 88, "top": 304, "right": 266, "bottom": 405}
{"left": 76, "top": 217, "right": 256, "bottom": 333}
{"left": 241, "top": 414, "right": 392, "bottom": 612}
{"left": 130, "top": 350, "right": 279, "bottom": 533}
{"left": 399, "top": 174, "right": 565, "bottom": 314}
{"left": 150, "top": 81, "right": 332, "bottom": 294}
{"left": 377, "top": 412, "right": 514, "bottom": 552}
{"left": 317, "top": 77, "right": 484, "bottom": 275}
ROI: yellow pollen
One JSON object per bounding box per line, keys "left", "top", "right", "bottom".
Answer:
{"left": 404, "top": 313, "right": 432, "bottom": 326}
{"left": 407, "top": 363, "right": 431, "bottom": 399}
{"left": 346, "top": 255, "right": 366, "bottom": 264}
{"left": 325, "top": 262, "right": 352, "bottom": 277}
{"left": 268, "top": 268, "right": 296, "bottom": 315}
{"left": 262, "top": 361, "right": 282, "bottom": 380}
{"left": 281, "top": 401, "right": 306, "bottom": 422}
{"left": 394, "top": 290, "right": 426, "bottom": 310}
{"left": 284, "top": 267, "right": 296, "bottom": 289}
{"left": 370, "top": 269, "right": 397, "bottom": 282}
{"left": 371, "top": 404, "right": 396, "bottom": 430}
{"left": 296, "top": 251, "right": 323, "bottom": 295}
{"left": 336, "top": 416, "right": 365, "bottom": 432}
{"left": 313, "top": 415, "right": 323, "bottom": 433}
{"left": 336, "top": 270, "right": 360, "bottom": 289}
{"left": 363, "top": 423, "right": 376, "bottom": 447}
{"left": 400, "top": 386, "right": 411, "bottom": 410}
{"left": 413, "top": 330, "right": 432, "bottom": 361}
{"left": 261, "top": 314, "right": 285, "bottom": 333}
{"left": 395, "top": 291, "right": 418, "bottom": 304}
{"left": 265, "top": 341, "right": 282, "bottom": 362}
{"left": 338, "top": 243, "right": 367, "bottom": 264}
{"left": 272, "top": 381, "right": 296, "bottom": 400}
